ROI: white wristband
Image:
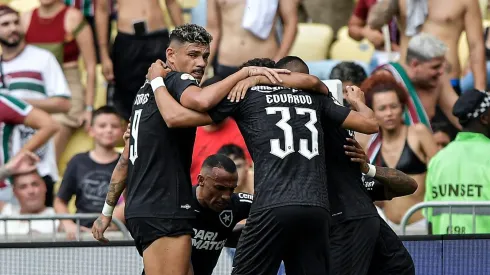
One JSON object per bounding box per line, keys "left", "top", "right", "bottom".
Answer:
{"left": 366, "top": 164, "right": 377, "bottom": 177}
{"left": 102, "top": 202, "right": 114, "bottom": 217}
{"left": 150, "top": 77, "right": 165, "bottom": 92}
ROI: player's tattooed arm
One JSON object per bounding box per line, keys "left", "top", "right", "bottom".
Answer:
{"left": 105, "top": 145, "right": 129, "bottom": 206}
{"left": 345, "top": 138, "right": 417, "bottom": 200}
{"left": 372, "top": 167, "right": 418, "bottom": 200}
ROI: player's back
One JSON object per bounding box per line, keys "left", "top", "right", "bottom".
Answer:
{"left": 323, "top": 95, "right": 378, "bottom": 223}
{"left": 224, "top": 86, "right": 329, "bottom": 212}
{"left": 125, "top": 81, "right": 195, "bottom": 219}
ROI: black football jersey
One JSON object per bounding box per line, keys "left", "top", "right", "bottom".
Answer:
{"left": 125, "top": 72, "right": 199, "bottom": 219}
{"left": 190, "top": 186, "right": 252, "bottom": 275}
{"left": 322, "top": 95, "right": 378, "bottom": 223}
{"left": 208, "top": 86, "right": 349, "bottom": 212}
{"left": 363, "top": 175, "right": 389, "bottom": 202}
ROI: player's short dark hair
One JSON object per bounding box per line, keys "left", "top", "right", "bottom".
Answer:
{"left": 202, "top": 154, "right": 237, "bottom": 174}
{"left": 239, "top": 58, "right": 276, "bottom": 69}
{"left": 169, "top": 24, "right": 213, "bottom": 45}
{"left": 329, "top": 62, "right": 367, "bottom": 86}
{"left": 91, "top": 105, "right": 122, "bottom": 125}
{"left": 217, "top": 144, "right": 246, "bottom": 160}
{"left": 276, "top": 56, "right": 309, "bottom": 74}
{"left": 201, "top": 75, "right": 223, "bottom": 88}
{"left": 360, "top": 74, "right": 409, "bottom": 109}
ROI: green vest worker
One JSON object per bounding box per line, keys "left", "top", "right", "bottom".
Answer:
{"left": 424, "top": 89, "right": 490, "bottom": 234}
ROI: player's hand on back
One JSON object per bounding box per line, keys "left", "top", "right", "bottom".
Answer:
{"left": 344, "top": 138, "right": 370, "bottom": 174}
{"left": 147, "top": 59, "right": 172, "bottom": 81}
{"left": 244, "top": 66, "right": 290, "bottom": 84}
{"left": 92, "top": 214, "right": 112, "bottom": 243}
{"left": 345, "top": 86, "right": 366, "bottom": 106}
{"left": 228, "top": 77, "right": 260, "bottom": 102}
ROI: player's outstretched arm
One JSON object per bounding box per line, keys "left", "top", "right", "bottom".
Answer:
{"left": 344, "top": 138, "right": 418, "bottom": 200}
{"left": 341, "top": 86, "right": 379, "bottom": 134}
{"left": 155, "top": 85, "right": 214, "bottom": 128}
{"left": 180, "top": 66, "right": 290, "bottom": 112}
{"left": 148, "top": 61, "right": 215, "bottom": 128}
{"left": 228, "top": 73, "right": 329, "bottom": 102}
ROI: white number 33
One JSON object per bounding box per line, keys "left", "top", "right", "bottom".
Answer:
{"left": 266, "top": 107, "right": 319, "bottom": 160}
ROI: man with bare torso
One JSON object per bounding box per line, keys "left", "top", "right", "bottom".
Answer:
{"left": 95, "top": 0, "right": 183, "bottom": 120}
{"left": 206, "top": 0, "right": 299, "bottom": 80}
{"left": 368, "top": 0, "right": 486, "bottom": 94}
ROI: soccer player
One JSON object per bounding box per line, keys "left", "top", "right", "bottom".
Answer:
{"left": 277, "top": 56, "right": 416, "bottom": 275}
{"left": 91, "top": 24, "right": 287, "bottom": 275}
{"left": 190, "top": 154, "right": 252, "bottom": 275}
{"left": 145, "top": 57, "right": 379, "bottom": 274}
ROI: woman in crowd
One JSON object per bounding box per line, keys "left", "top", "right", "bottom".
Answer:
{"left": 361, "top": 74, "right": 439, "bottom": 235}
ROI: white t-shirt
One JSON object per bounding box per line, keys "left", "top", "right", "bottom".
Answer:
{"left": 0, "top": 45, "right": 71, "bottom": 181}
{"left": 0, "top": 203, "right": 59, "bottom": 235}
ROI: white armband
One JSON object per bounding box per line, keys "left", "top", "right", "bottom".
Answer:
{"left": 366, "top": 164, "right": 377, "bottom": 177}
{"left": 102, "top": 202, "right": 115, "bottom": 217}
{"left": 150, "top": 77, "right": 165, "bottom": 92}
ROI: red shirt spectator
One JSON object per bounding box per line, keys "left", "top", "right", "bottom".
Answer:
{"left": 190, "top": 118, "right": 252, "bottom": 185}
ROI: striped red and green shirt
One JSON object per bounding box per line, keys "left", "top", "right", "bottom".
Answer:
{"left": 0, "top": 94, "right": 32, "bottom": 188}
{"left": 64, "top": 0, "right": 117, "bottom": 17}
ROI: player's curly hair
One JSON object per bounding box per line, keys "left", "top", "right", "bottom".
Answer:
{"left": 239, "top": 58, "right": 276, "bottom": 69}
{"left": 169, "top": 24, "right": 212, "bottom": 45}
{"left": 360, "top": 74, "right": 409, "bottom": 109}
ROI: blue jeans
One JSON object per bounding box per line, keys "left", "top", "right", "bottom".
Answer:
{"left": 460, "top": 61, "right": 490, "bottom": 93}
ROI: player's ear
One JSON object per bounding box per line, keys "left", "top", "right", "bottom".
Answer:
{"left": 197, "top": 174, "right": 205, "bottom": 186}
{"left": 166, "top": 47, "right": 175, "bottom": 65}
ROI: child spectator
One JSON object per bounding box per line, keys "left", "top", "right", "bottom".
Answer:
{"left": 54, "top": 106, "right": 123, "bottom": 240}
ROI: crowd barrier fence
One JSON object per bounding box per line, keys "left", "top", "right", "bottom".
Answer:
{"left": 1, "top": 235, "right": 490, "bottom": 275}
{"left": 400, "top": 201, "right": 490, "bottom": 235}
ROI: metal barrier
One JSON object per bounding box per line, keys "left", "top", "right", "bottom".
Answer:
{"left": 0, "top": 213, "right": 131, "bottom": 241}
{"left": 400, "top": 201, "right": 490, "bottom": 235}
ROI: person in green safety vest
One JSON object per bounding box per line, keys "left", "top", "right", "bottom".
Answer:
{"left": 424, "top": 89, "right": 490, "bottom": 234}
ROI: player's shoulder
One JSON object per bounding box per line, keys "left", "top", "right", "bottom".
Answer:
{"left": 165, "top": 71, "right": 198, "bottom": 83}
{"left": 249, "top": 85, "right": 289, "bottom": 94}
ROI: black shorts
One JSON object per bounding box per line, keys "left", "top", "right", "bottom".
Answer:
{"left": 330, "top": 216, "right": 380, "bottom": 275}
{"left": 126, "top": 217, "right": 193, "bottom": 256}
{"left": 330, "top": 216, "right": 414, "bottom": 275}
{"left": 232, "top": 205, "right": 330, "bottom": 275}
{"left": 369, "top": 218, "right": 415, "bottom": 275}
{"left": 111, "top": 30, "right": 169, "bottom": 120}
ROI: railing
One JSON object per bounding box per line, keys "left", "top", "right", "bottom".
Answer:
{"left": 400, "top": 201, "right": 490, "bottom": 235}
{"left": 0, "top": 213, "right": 131, "bottom": 241}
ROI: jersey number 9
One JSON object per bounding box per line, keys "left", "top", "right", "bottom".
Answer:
{"left": 129, "top": 109, "right": 143, "bottom": 164}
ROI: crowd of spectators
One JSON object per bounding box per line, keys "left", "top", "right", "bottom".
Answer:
{"left": 0, "top": 0, "right": 489, "bottom": 241}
